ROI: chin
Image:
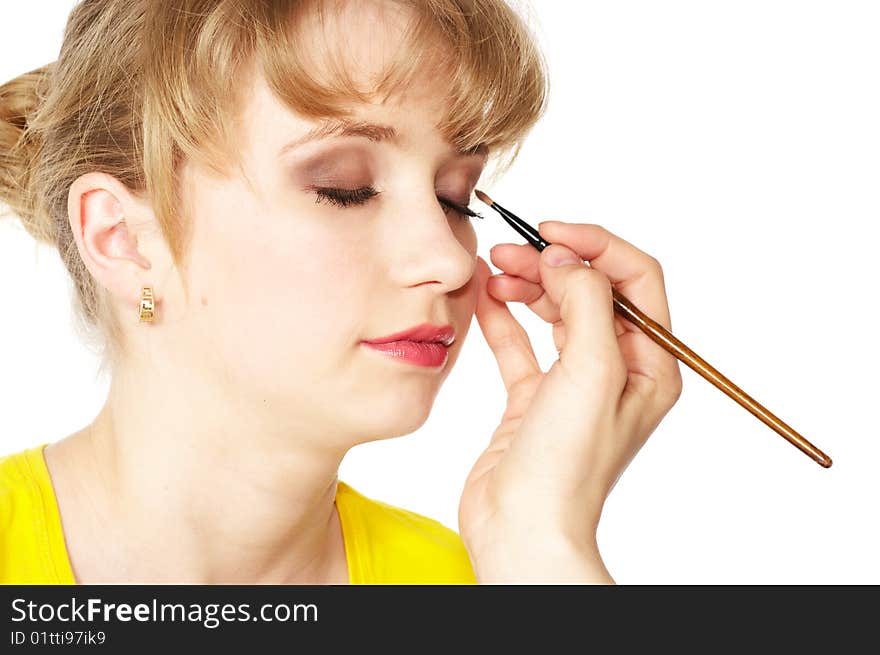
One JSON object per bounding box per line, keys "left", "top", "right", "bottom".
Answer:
{"left": 353, "top": 393, "right": 436, "bottom": 442}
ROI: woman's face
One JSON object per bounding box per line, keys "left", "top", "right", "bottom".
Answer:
{"left": 176, "top": 30, "right": 486, "bottom": 447}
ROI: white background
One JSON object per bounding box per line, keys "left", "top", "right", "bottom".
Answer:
{"left": 1, "top": 2, "right": 878, "bottom": 583}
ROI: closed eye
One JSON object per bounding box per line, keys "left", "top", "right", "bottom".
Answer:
{"left": 310, "top": 186, "right": 482, "bottom": 221}
{"left": 311, "top": 186, "right": 380, "bottom": 208}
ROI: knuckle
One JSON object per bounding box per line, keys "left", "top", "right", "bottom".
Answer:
{"left": 669, "top": 373, "right": 684, "bottom": 401}
{"left": 645, "top": 254, "right": 664, "bottom": 277}
{"left": 568, "top": 266, "right": 595, "bottom": 284}
{"left": 669, "top": 361, "right": 684, "bottom": 390}
{"left": 629, "top": 370, "right": 682, "bottom": 407}
{"left": 573, "top": 266, "right": 612, "bottom": 293}
{"left": 559, "top": 268, "right": 605, "bottom": 310}
{"left": 493, "top": 330, "right": 523, "bottom": 352}
{"left": 664, "top": 377, "right": 684, "bottom": 406}
{"left": 629, "top": 373, "right": 659, "bottom": 400}
{"left": 659, "top": 371, "right": 684, "bottom": 406}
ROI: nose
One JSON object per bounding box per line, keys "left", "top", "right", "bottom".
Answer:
{"left": 383, "top": 190, "right": 475, "bottom": 293}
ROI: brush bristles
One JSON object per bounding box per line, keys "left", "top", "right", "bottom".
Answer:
{"left": 474, "top": 189, "right": 493, "bottom": 207}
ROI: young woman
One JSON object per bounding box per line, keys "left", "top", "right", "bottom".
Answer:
{"left": 0, "top": 0, "right": 681, "bottom": 584}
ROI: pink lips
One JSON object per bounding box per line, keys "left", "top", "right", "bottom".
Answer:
{"left": 361, "top": 323, "right": 455, "bottom": 368}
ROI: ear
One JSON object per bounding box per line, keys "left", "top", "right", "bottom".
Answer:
{"left": 66, "top": 172, "right": 157, "bottom": 312}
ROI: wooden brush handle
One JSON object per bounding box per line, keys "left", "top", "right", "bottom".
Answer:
{"left": 611, "top": 288, "right": 832, "bottom": 468}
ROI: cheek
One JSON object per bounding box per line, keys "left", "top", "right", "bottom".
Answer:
{"left": 190, "top": 215, "right": 370, "bottom": 390}
{"left": 231, "top": 246, "right": 364, "bottom": 349}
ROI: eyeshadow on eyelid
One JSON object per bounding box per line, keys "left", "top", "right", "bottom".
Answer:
{"left": 294, "top": 156, "right": 371, "bottom": 182}
{"left": 292, "top": 166, "right": 369, "bottom": 189}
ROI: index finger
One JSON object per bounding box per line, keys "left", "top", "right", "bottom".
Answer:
{"left": 537, "top": 221, "right": 673, "bottom": 332}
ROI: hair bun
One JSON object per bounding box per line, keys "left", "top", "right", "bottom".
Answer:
{"left": 0, "top": 64, "right": 54, "bottom": 244}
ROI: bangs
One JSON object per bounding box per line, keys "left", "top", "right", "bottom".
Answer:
{"left": 252, "top": 0, "right": 550, "bottom": 162}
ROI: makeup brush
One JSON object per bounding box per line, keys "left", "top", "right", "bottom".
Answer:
{"left": 474, "top": 189, "right": 832, "bottom": 469}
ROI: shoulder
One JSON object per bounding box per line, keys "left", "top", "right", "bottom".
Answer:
{"left": 336, "top": 480, "right": 476, "bottom": 584}
{"left": 0, "top": 445, "right": 37, "bottom": 523}
{"left": 0, "top": 444, "right": 59, "bottom": 583}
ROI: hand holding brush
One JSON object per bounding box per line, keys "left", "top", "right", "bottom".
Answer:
{"left": 457, "top": 191, "right": 830, "bottom": 583}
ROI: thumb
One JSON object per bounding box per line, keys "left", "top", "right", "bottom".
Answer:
{"left": 539, "top": 244, "right": 622, "bottom": 372}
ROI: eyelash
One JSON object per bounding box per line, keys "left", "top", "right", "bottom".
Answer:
{"left": 310, "top": 186, "right": 481, "bottom": 221}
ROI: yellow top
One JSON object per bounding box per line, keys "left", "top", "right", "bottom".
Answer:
{"left": 0, "top": 444, "right": 476, "bottom": 585}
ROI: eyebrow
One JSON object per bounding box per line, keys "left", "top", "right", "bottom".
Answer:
{"left": 277, "top": 118, "right": 488, "bottom": 158}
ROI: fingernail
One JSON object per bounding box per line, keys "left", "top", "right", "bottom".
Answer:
{"left": 546, "top": 246, "right": 581, "bottom": 267}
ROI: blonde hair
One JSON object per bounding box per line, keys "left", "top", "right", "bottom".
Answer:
{"left": 0, "top": 0, "right": 550, "bottom": 375}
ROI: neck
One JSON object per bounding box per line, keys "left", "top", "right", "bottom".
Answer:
{"left": 54, "top": 358, "right": 350, "bottom": 584}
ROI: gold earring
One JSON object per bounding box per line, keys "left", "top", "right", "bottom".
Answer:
{"left": 138, "top": 285, "right": 155, "bottom": 323}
